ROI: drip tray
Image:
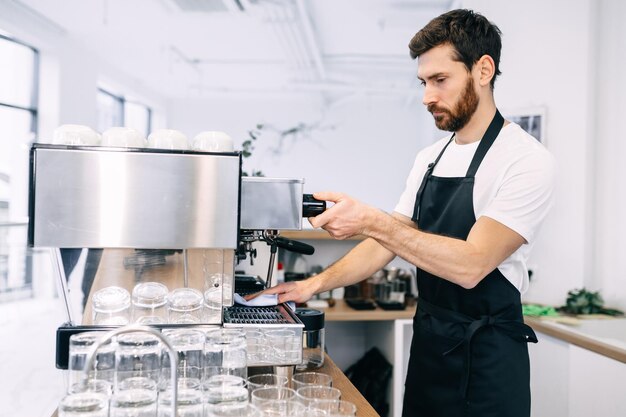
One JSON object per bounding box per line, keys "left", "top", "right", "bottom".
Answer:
{"left": 223, "top": 303, "right": 304, "bottom": 367}
{"left": 223, "top": 304, "right": 303, "bottom": 327}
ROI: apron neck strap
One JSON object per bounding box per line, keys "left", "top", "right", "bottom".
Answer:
{"left": 465, "top": 109, "right": 505, "bottom": 178}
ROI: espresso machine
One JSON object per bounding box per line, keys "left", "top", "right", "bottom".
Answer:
{"left": 27, "top": 143, "right": 325, "bottom": 372}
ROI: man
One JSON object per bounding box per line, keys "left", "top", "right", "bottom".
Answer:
{"left": 252, "top": 9, "right": 555, "bottom": 417}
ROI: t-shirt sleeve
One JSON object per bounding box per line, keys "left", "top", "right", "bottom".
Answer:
{"left": 394, "top": 152, "right": 428, "bottom": 218}
{"left": 480, "top": 149, "right": 556, "bottom": 244}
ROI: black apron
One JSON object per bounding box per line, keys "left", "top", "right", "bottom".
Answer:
{"left": 402, "top": 110, "right": 538, "bottom": 417}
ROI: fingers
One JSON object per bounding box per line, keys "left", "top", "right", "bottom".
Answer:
{"left": 313, "top": 191, "right": 343, "bottom": 203}
{"left": 243, "top": 283, "right": 290, "bottom": 300}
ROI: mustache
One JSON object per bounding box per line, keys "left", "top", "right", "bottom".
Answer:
{"left": 427, "top": 104, "right": 449, "bottom": 115}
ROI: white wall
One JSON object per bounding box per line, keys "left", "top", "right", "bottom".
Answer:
{"left": 591, "top": 0, "right": 626, "bottom": 310}
{"left": 168, "top": 94, "right": 437, "bottom": 213}
{"left": 462, "top": 0, "right": 595, "bottom": 307}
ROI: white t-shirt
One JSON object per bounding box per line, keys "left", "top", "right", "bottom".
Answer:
{"left": 394, "top": 122, "right": 556, "bottom": 294}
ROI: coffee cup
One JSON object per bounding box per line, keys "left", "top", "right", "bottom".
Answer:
{"left": 147, "top": 129, "right": 189, "bottom": 150}
{"left": 192, "top": 131, "right": 234, "bottom": 152}
{"left": 52, "top": 124, "right": 100, "bottom": 146}
{"left": 101, "top": 127, "right": 146, "bottom": 148}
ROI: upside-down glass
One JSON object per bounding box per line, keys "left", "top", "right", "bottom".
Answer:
{"left": 168, "top": 288, "right": 204, "bottom": 324}
{"left": 206, "top": 404, "right": 263, "bottom": 417}
{"left": 131, "top": 282, "right": 169, "bottom": 324}
{"left": 110, "top": 389, "right": 157, "bottom": 417}
{"left": 204, "top": 329, "right": 247, "bottom": 380}
{"left": 115, "top": 333, "right": 161, "bottom": 388}
{"left": 162, "top": 329, "right": 205, "bottom": 382}
{"left": 68, "top": 332, "right": 116, "bottom": 391}
{"left": 58, "top": 392, "right": 109, "bottom": 417}
{"left": 158, "top": 389, "right": 203, "bottom": 417}
{"left": 92, "top": 286, "right": 130, "bottom": 325}
{"left": 203, "top": 375, "right": 249, "bottom": 411}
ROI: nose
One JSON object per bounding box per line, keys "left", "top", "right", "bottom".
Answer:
{"left": 422, "top": 84, "right": 437, "bottom": 107}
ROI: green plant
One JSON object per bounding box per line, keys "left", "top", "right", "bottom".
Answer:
{"left": 241, "top": 124, "right": 264, "bottom": 177}
{"left": 559, "top": 288, "right": 624, "bottom": 316}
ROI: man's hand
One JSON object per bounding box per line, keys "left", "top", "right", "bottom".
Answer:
{"left": 244, "top": 278, "right": 318, "bottom": 304}
{"left": 308, "top": 191, "right": 380, "bottom": 240}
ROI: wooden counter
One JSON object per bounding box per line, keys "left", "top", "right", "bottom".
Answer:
{"left": 524, "top": 316, "right": 626, "bottom": 364}
{"left": 314, "top": 354, "right": 380, "bottom": 417}
{"left": 316, "top": 299, "right": 416, "bottom": 322}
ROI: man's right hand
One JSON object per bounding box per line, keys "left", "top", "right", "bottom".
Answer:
{"left": 244, "top": 278, "right": 318, "bottom": 304}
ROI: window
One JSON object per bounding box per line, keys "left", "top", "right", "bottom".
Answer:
{"left": 0, "top": 33, "right": 39, "bottom": 298}
{"left": 97, "top": 88, "right": 152, "bottom": 137}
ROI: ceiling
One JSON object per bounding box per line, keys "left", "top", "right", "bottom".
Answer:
{"left": 16, "top": 0, "right": 453, "bottom": 99}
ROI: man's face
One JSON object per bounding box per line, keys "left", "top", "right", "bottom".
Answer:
{"left": 417, "top": 44, "right": 480, "bottom": 132}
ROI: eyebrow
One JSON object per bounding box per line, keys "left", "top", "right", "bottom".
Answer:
{"left": 417, "top": 72, "right": 448, "bottom": 82}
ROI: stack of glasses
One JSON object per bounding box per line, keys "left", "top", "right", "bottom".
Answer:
{"left": 59, "top": 329, "right": 357, "bottom": 416}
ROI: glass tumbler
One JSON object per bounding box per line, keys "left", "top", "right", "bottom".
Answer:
{"left": 247, "top": 374, "right": 289, "bottom": 395}
{"left": 92, "top": 286, "right": 130, "bottom": 325}
{"left": 115, "top": 333, "right": 161, "bottom": 388}
{"left": 162, "top": 329, "right": 205, "bottom": 381}
{"left": 58, "top": 392, "right": 109, "bottom": 417}
{"left": 206, "top": 404, "right": 262, "bottom": 417}
{"left": 309, "top": 400, "right": 357, "bottom": 417}
{"left": 265, "top": 329, "right": 300, "bottom": 363}
{"left": 203, "top": 375, "right": 249, "bottom": 411}
{"left": 244, "top": 330, "right": 270, "bottom": 364}
{"left": 110, "top": 389, "right": 157, "bottom": 417}
{"left": 204, "top": 329, "right": 247, "bottom": 380}
{"left": 68, "top": 332, "right": 116, "bottom": 391}
{"left": 291, "top": 372, "right": 333, "bottom": 391}
{"left": 131, "top": 282, "right": 169, "bottom": 324}
{"left": 158, "top": 389, "right": 203, "bottom": 417}
{"left": 296, "top": 386, "right": 341, "bottom": 408}
{"left": 168, "top": 288, "right": 204, "bottom": 324}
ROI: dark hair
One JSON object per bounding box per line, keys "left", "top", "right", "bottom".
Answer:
{"left": 409, "top": 9, "right": 502, "bottom": 88}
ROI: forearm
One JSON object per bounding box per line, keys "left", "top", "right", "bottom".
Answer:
{"left": 307, "top": 237, "right": 396, "bottom": 295}
{"left": 366, "top": 212, "right": 489, "bottom": 289}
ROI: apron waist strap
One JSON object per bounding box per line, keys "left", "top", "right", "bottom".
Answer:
{"left": 418, "top": 298, "right": 538, "bottom": 398}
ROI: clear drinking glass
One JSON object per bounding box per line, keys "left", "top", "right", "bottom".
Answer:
{"left": 245, "top": 330, "right": 270, "bottom": 364}
{"left": 117, "top": 377, "right": 157, "bottom": 392}
{"left": 68, "top": 379, "right": 113, "bottom": 397}
{"left": 204, "top": 329, "right": 247, "bottom": 380}
{"left": 58, "top": 392, "right": 109, "bottom": 417}
{"left": 265, "top": 329, "right": 300, "bottom": 363}
{"left": 203, "top": 375, "right": 249, "bottom": 411}
{"left": 92, "top": 286, "right": 130, "bottom": 325}
{"left": 247, "top": 374, "right": 289, "bottom": 394}
{"left": 158, "top": 389, "right": 203, "bottom": 417}
{"left": 68, "top": 332, "right": 116, "bottom": 391}
{"left": 131, "top": 282, "right": 169, "bottom": 324}
{"left": 206, "top": 403, "right": 262, "bottom": 417}
{"left": 110, "top": 389, "right": 157, "bottom": 417}
{"left": 168, "top": 288, "right": 204, "bottom": 324}
{"left": 296, "top": 386, "right": 341, "bottom": 407}
{"left": 250, "top": 387, "right": 297, "bottom": 408}
{"left": 162, "top": 329, "right": 205, "bottom": 382}
{"left": 115, "top": 333, "right": 161, "bottom": 388}
{"left": 309, "top": 400, "right": 357, "bottom": 417}
{"left": 291, "top": 372, "right": 333, "bottom": 391}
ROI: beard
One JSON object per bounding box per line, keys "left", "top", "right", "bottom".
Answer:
{"left": 428, "top": 76, "right": 479, "bottom": 132}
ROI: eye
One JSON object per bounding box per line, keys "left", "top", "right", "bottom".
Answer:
{"left": 436, "top": 77, "right": 446, "bottom": 84}
{"left": 419, "top": 80, "right": 426, "bottom": 87}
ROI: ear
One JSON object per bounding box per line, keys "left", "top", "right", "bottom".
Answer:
{"left": 475, "top": 55, "right": 496, "bottom": 88}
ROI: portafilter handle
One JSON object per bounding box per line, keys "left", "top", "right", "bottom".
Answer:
{"left": 302, "top": 194, "right": 326, "bottom": 218}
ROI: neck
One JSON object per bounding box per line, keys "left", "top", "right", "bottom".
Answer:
{"left": 454, "top": 99, "right": 497, "bottom": 144}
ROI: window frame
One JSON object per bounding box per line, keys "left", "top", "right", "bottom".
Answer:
{"left": 97, "top": 87, "right": 152, "bottom": 136}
